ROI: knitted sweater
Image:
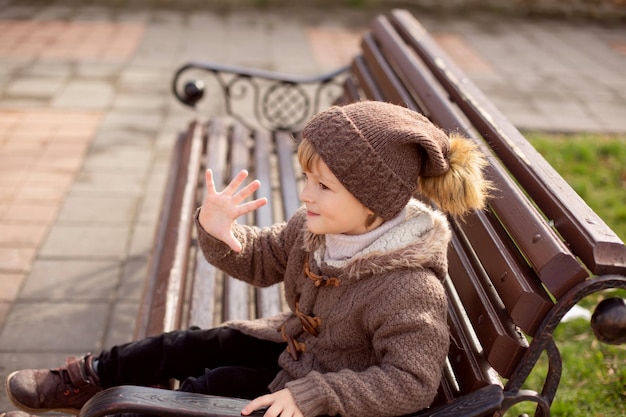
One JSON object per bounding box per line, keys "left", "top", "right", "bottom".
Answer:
{"left": 195, "top": 199, "right": 451, "bottom": 417}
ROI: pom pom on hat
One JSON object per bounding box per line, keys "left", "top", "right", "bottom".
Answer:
{"left": 302, "top": 101, "right": 489, "bottom": 219}
{"left": 418, "top": 133, "right": 491, "bottom": 217}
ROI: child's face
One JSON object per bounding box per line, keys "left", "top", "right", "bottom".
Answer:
{"left": 300, "top": 158, "right": 376, "bottom": 236}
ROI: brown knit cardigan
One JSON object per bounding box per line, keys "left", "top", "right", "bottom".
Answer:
{"left": 195, "top": 199, "right": 450, "bottom": 417}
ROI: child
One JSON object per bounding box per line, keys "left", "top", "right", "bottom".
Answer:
{"left": 4, "top": 101, "right": 490, "bottom": 417}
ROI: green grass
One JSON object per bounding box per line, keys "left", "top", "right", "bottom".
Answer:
{"left": 506, "top": 132, "right": 626, "bottom": 416}
{"left": 525, "top": 132, "right": 626, "bottom": 241}
{"left": 508, "top": 290, "right": 626, "bottom": 417}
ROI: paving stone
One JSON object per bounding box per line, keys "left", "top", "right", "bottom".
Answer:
{"left": 20, "top": 62, "right": 73, "bottom": 78}
{"left": 0, "top": 272, "right": 24, "bottom": 302}
{"left": 127, "top": 223, "right": 156, "bottom": 260}
{"left": 99, "top": 111, "right": 164, "bottom": 134}
{"left": 56, "top": 193, "right": 139, "bottom": 224}
{"left": 76, "top": 62, "right": 124, "bottom": 79}
{"left": 112, "top": 93, "right": 169, "bottom": 112}
{"left": 38, "top": 224, "right": 129, "bottom": 259}
{"left": 1, "top": 202, "right": 59, "bottom": 224}
{"left": 0, "top": 301, "right": 108, "bottom": 351}
{"left": 71, "top": 170, "right": 147, "bottom": 197}
{"left": 0, "top": 302, "right": 9, "bottom": 336}
{"left": 120, "top": 259, "right": 148, "bottom": 302}
{"left": 0, "top": 223, "right": 48, "bottom": 247}
{"left": 20, "top": 259, "right": 119, "bottom": 301}
{"left": 82, "top": 144, "right": 154, "bottom": 172}
{"left": 0, "top": 247, "right": 36, "bottom": 273}
{"left": 51, "top": 80, "right": 115, "bottom": 109}
{"left": 103, "top": 300, "right": 140, "bottom": 348}
{"left": 4, "top": 77, "right": 65, "bottom": 99}
{"left": 533, "top": 98, "right": 604, "bottom": 132}
{"left": 0, "top": 98, "right": 49, "bottom": 109}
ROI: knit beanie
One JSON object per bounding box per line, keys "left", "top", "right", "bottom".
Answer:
{"left": 302, "top": 101, "right": 451, "bottom": 220}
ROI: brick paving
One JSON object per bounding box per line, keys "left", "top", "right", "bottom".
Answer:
{"left": 0, "top": 21, "right": 145, "bottom": 60}
{"left": 0, "top": 110, "right": 101, "bottom": 272}
{"left": 0, "top": 1, "right": 625, "bottom": 414}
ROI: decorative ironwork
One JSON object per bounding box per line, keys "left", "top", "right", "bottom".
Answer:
{"left": 502, "top": 274, "right": 626, "bottom": 416}
{"left": 172, "top": 61, "right": 349, "bottom": 132}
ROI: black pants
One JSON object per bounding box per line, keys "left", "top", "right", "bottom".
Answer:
{"left": 96, "top": 327, "right": 286, "bottom": 400}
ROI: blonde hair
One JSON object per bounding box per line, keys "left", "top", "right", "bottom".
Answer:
{"left": 297, "top": 137, "right": 320, "bottom": 173}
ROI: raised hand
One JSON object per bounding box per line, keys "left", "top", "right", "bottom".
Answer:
{"left": 198, "top": 169, "right": 267, "bottom": 252}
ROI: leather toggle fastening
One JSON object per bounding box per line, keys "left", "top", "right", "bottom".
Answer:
{"left": 303, "top": 256, "right": 340, "bottom": 288}
{"left": 295, "top": 296, "right": 321, "bottom": 337}
{"left": 278, "top": 293, "right": 324, "bottom": 361}
{"left": 279, "top": 323, "right": 306, "bottom": 361}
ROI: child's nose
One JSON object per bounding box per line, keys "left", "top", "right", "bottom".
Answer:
{"left": 299, "top": 182, "right": 312, "bottom": 203}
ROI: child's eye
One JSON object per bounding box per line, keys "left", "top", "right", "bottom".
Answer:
{"left": 302, "top": 172, "right": 308, "bottom": 182}
{"left": 319, "top": 182, "right": 329, "bottom": 190}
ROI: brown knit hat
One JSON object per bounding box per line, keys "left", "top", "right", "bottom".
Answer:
{"left": 302, "top": 101, "right": 451, "bottom": 220}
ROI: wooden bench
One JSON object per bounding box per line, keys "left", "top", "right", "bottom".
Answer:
{"left": 79, "top": 9, "right": 626, "bottom": 417}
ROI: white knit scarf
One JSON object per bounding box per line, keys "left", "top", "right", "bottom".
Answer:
{"left": 323, "top": 209, "right": 405, "bottom": 262}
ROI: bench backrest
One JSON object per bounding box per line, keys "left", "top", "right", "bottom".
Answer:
{"left": 342, "top": 9, "right": 626, "bottom": 402}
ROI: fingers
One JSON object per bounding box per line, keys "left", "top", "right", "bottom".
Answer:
{"left": 200, "top": 169, "right": 267, "bottom": 252}
{"left": 241, "top": 390, "right": 303, "bottom": 417}
{"left": 241, "top": 395, "right": 268, "bottom": 415}
{"left": 206, "top": 169, "right": 263, "bottom": 204}
{"left": 237, "top": 197, "right": 268, "bottom": 215}
{"left": 223, "top": 169, "right": 250, "bottom": 195}
{"left": 224, "top": 231, "right": 243, "bottom": 253}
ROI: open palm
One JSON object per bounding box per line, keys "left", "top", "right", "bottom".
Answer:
{"left": 198, "top": 169, "right": 267, "bottom": 252}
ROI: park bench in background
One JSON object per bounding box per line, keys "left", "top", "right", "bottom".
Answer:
{"left": 78, "top": 9, "right": 626, "bottom": 417}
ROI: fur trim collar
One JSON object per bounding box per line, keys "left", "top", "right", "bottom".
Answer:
{"left": 302, "top": 199, "right": 451, "bottom": 282}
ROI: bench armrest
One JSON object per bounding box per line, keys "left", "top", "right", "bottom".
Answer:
{"left": 172, "top": 61, "right": 350, "bottom": 132}
{"left": 79, "top": 385, "right": 506, "bottom": 417}
{"left": 78, "top": 386, "right": 265, "bottom": 417}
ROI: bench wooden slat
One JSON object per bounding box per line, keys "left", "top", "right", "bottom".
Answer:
{"left": 253, "top": 129, "right": 283, "bottom": 318}
{"left": 445, "top": 283, "right": 496, "bottom": 394}
{"left": 360, "top": 33, "right": 418, "bottom": 109}
{"left": 462, "top": 210, "right": 553, "bottom": 335}
{"left": 189, "top": 119, "right": 231, "bottom": 328}
{"left": 448, "top": 233, "right": 527, "bottom": 378}
{"left": 350, "top": 56, "right": 385, "bottom": 102}
{"left": 274, "top": 131, "right": 301, "bottom": 219}
{"left": 370, "top": 15, "right": 471, "bottom": 131}
{"left": 477, "top": 163, "right": 587, "bottom": 299}
{"left": 223, "top": 122, "right": 253, "bottom": 321}
{"left": 389, "top": 9, "right": 626, "bottom": 277}
{"left": 194, "top": 119, "right": 238, "bottom": 327}
{"left": 341, "top": 77, "right": 361, "bottom": 103}
{"left": 136, "top": 120, "right": 204, "bottom": 338}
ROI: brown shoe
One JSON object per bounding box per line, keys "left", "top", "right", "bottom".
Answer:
{"left": 5, "top": 355, "right": 102, "bottom": 414}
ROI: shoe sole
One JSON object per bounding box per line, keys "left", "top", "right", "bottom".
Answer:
{"left": 5, "top": 371, "right": 81, "bottom": 415}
